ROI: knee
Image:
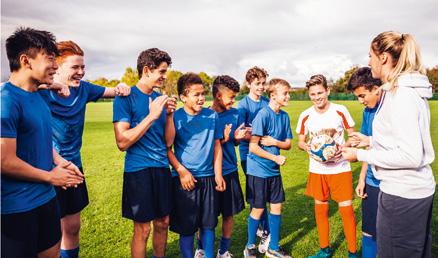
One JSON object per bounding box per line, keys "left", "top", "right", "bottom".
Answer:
{"left": 62, "top": 218, "right": 81, "bottom": 236}
{"left": 338, "top": 200, "right": 352, "bottom": 207}
{"left": 154, "top": 216, "right": 169, "bottom": 231}
{"left": 134, "top": 223, "right": 151, "bottom": 240}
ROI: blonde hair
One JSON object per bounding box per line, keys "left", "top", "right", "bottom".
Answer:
{"left": 267, "top": 78, "right": 290, "bottom": 97}
{"left": 371, "top": 31, "right": 425, "bottom": 90}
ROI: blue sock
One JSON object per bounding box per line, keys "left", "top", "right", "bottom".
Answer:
{"left": 60, "top": 247, "right": 79, "bottom": 258}
{"left": 362, "top": 234, "right": 377, "bottom": 258}
{"left": 201, "top": 229, "right": 215, "bottom": 258}
{"left": 247, "top": 215, "right": 260, "bottom": 247}
{"left": 268, "top": 213, "right": 281, "bottom": 251}
{"left": 179, "top": 234, "right": 194, "bottom": 258}
{"left": 219, "top": 237, "right": 231, "bottom": 254}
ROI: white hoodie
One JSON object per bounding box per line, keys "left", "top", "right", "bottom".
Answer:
{"left": 357, "top": 73, "right": 436, "bottom": 199}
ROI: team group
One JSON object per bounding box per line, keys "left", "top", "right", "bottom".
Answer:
{"left": 1, "top": 27, "right": 435, "bottom": 258}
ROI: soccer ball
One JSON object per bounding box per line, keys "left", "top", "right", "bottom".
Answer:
{"left": 308, "top": 134, "right": 338, "bottom": 162}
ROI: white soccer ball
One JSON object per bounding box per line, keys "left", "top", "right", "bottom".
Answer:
{"left": 308, "top": 134, "right": 338, "bottom": 162}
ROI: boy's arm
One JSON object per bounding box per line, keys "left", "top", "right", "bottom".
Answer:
{"left": 260, "top": 136, "right": 292, "bottom": 150}
{"left": 1, "top": 138, "right": 83, "bottom": 187}
{"left": 167, "top": 146, "right": 197, "bottom": 191}
{"left": 297, "top": 134, "right": 310, "bottom": 152}
{"left": 213, "top": 139, "right": 226, "bottom": 191}
{"left": 165, "top": 113, "right": 175, "bottom": 148}
{"left": 52, "top": 148, "right": 83, "bottom": 178}
{"left": 249, "top": 136, "right": 286, "bottom": 165}
{"left": 114, "top": 95, "right": 167, "bottom": 151}
{"left": 355, "top": 162, "right": 368, "bottom": 198}
{"left": 103, "top": 83, "right": 131, "bottom": 97}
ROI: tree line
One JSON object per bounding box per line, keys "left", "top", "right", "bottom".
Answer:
{"left": 88, "top": 65, "right": 438, "bottom": 100}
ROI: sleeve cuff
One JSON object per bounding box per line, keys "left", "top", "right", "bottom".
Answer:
{"left": 357, "top": 149, "right": 369, "bottom": 162}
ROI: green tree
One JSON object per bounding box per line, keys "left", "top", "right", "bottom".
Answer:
{"left": 427, "top": 66, "right": 438, "bottom": 93}
{"left": 332, "top": 66, "right": 359, "bottom": 92}
{"left": 199, "top": 72, "right": 213, "bottom": 95}
{"left": 88, "top": 77, "right": 120, "bottom": 88}
{"left": 163, "top": 70, "right": 182, "bottom": 95}
{"left": 121, "top": 67, "right": 139, "bottom": 86}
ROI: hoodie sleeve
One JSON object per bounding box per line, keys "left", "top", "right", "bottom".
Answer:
{"left": 357, "top": 88, "right": 424, "bottom": 169}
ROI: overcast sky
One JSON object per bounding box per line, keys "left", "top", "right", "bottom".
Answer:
{"left": 2, "top": 0, "right": 437, "bottom": 86}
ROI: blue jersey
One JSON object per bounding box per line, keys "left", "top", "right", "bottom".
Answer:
{"left": 39, "top": 80, "right": 105, "bottom": 167}
{"left": 360, "top": 105, "right": 380, "bottom": 187}
{"left": 237, "top": 95, "right": 269, "bottom": 161}
{"left": 1, "top": 82, "right": 56, "bottom": 214}
{"left": 172, "top": 107, "right": 223, "bottom": 177}
{"left": 247, "top": 106, "right": 293, "bottom": 178}
{"left": 217, "top": 108, "right": 243, "bottom": 175}
{"left": 113, "top": 86, "right": 169, "bottom": 172}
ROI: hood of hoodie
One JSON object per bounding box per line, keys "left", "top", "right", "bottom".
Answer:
{"left": 396, "top": 73, "right": 433, "bottom": 99}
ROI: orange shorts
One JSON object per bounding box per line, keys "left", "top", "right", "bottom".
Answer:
{"left": 305, "top": 171, "right": 353, "bottom": 202}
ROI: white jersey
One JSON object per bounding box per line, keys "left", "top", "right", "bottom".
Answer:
{"left": 296, "top": 103, "right": 355, "bottom": 174}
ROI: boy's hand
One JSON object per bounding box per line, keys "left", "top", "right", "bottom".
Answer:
{"left": 341, "top": 147, "right": 358, "bottom": 162}
{"left": 347, "top": 132, "right": 370, "bottom": 148}
{"left": 179, "top": 169, "right": 197, "bottom": 191}
{"left": 149, "top": 95, "right": 168, "bottom": 120}
{"left": 234, "top": 123, "right": 247, "bottom": 141}
{"left": 49, "top": 162, "right": 84, "bottom": 189}
{"left": 222, "top": 124, "right": 232, "bottom": 143}
{"left": 273, "top": 155, "right": 286, "bottom": 166}
{"left": 166, "top": 95, "right": 177, "bottom": 115}
{"left": 355, "top": 180, "right": 368, "bottom": 199}
{"left": 215, "top": 175, "right": 226, "bottom": 192}
{"left": 260, "top": 136, "right": 277, "bottom": 147}
{"left": 243, "top": 126, "right": 252, "bottom": 141}
{"left": 38, "top": 82, "right": 71, "bottom": 98}
{"left": 114, "top": 83, "right": 131, "bottom": 96}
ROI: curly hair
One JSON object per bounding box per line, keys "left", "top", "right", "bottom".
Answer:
{"left": 245, "top": 66, "right": 268, "bottom": 84}
{"left": 306, "top": 74, "right": 327, "bottom": 89}
{"left": 177, "top": 73, "right": 203, "bottom": 96}
{"left": 137, "top": 48, "right": 172, "bottom": 78}
{"left": 6, "top": 27, "right": 58, "bottom": 72}
{"left": 212, "top": 75, "right": 240, "bottom": 97}
{"left": 347, "top": 67, "right": 381, "bottom": 91}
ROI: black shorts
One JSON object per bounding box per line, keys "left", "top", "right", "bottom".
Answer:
{"left": 219, "top": 171, "right": 245, "bottom": 217}
{"left": 122, "top": 167, "right": 172, "bottom": 223}
{"left": 56, "top": 167, "right": 89, "bottom": 218}
{"left": 1, "top": 197, "right": 61, "bottom": 257}
{"left": 170, "top": 176, "right": 219, "bottom": 235}
{"left": 246, "top": 175, "right": 285, "bottom": 208}
{"left": 361, "top": 184, "right": 380, "bottom": 239}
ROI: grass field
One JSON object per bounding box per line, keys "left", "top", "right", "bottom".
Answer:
{"left": 80, "top": 101, "right": 438, "bottom": 258}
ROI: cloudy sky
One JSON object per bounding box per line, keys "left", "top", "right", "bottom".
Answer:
{"left": 2, "top": 0, "right": 437, "bottom": 86}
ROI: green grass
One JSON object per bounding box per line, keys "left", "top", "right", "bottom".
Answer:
{"left": 80, "top": 101, "right": 438, "bottom": 257}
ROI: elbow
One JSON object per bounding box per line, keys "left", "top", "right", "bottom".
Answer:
{"left": 116, "top": 141, "right": 128, "bottom": 152}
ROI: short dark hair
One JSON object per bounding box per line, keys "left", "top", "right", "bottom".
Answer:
{"left": 5, "top": 27, "right": 58, "bottom": 72}
{"left": 212, "top": 75, "right": 240, "bottom": 98}
{"left": 245, "top": 66, "right": 268, "bottom": 84}
{"left": 347, "top": 67, "right": 382, "bottom": 91}
{"left": 306, "top": 74, "right": 328, "bottom": 89}
{"left": 177, "top": 73, "right": 203, "bottom": 96}
{"left": 136, "top": 48, "right": 172, "bottom": 79}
